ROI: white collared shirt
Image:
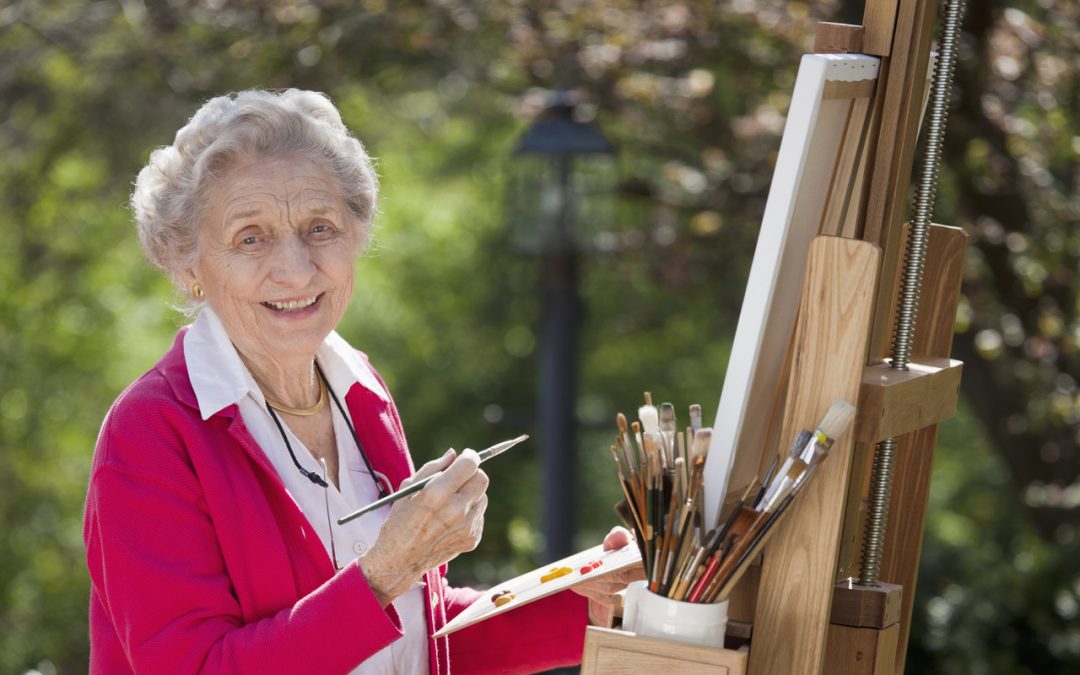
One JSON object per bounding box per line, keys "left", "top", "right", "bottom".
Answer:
{"left": 185, "top": 307, "right": 428, "bottom": 675}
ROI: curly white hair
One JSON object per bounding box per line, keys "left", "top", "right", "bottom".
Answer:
{"left": 130, "top": 89, "right": 378, "bottom": 294}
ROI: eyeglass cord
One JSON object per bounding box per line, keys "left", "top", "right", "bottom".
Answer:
{"left": 263, "top": 362, "right": 392, "bottom": 569}
{"left": 263, "top": 362, "right": 390, "bottom": 499}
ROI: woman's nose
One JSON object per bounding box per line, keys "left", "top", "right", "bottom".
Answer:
{"left": 268, "top": 235, "right": 316, "bottom": 287}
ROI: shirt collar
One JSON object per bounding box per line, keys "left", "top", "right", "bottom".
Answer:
{"left": 184, "top": 306, "right": 389, "bottom": 421}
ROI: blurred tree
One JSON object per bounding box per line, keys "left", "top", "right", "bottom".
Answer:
{"left": 946, "top": 1, "right": 1080, "bottom": 535}
{"left": 0, "top": 0, "right": 1076, "bottom": 672}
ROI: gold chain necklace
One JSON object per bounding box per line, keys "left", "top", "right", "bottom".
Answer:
{"left": 262, "top": 375, "right": 328, "bottom": 416}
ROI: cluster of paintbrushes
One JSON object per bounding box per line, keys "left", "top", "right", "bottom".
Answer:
{"left": 610, "top": 394, "right": 856, "bottom": 605}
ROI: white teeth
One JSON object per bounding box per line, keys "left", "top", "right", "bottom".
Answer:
{"left": 266, "top": 296, "right": 318, "bottom": 311}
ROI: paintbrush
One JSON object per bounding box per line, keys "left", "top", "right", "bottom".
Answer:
{"left": 752, "top": 457, "right": 779, "bottom": 510}
{"left": 787, "top": 429, "right": 814, "bottom": 460}
{"left": 709, "top": 492, "right": 801, "bottom": 603}
{"left": 677, "top": 430, "right": 690, "bottom": 491}
{"left": 689, "top": 403, "right": 702, "bottom": 432}
{"left": 661, "top": 460, "right": 704, "bottom": 592}
{"left": 631, "top": 421, "right": 646, "bottom": 470}
{"left": 689, "top": 427, "right": 711, "bottom": 466}
{"left": 672, "top": 474, "right": 746, "bottom": 602}
{"left": 659, "top": 402, "right": 677, "bottom": 469}
{"left": 646, "top": 452, "right": 665, "bottom": 585}
{"left": 666, "top": 484, "right": 702, "bottom": 592}
{"left": 616, "top": 413, "right": 638, "bottom": 476}
{"left": 610, "top": 445, "right": 647, "bottom": 536}
{"left": 684, "top": 480, "right": 759, "bottom": 602}
{"left": 758, "top": 400, "right": 856, "bottom": 509}
{"left": 654, "top": 457, "right": 684, "bottom": 591}
{"left": 699, "top": 457, "right": 819, "bottom": 602}
{"left": 608, "top": 441, "right": 628, "bottom": 480}
{"left": 614, "top": 499, "right": 634, "bottom": 531}
{"left": 656, "top": 484, "right": 686, "bottom": 592}
{"left": 707, "top": 461, "right": 826, "bottom": 599}
{"left": 639, "top": 405, "right": 662, "bottom": 470}
{"left": 670, "top": 526, "right": 719, "bottom": 600}
{"left": 798, "top": 399, "right": 856, "bottom": 463}
{"left": 702, "top": 400, "right": 857, "bottom": 601}
{"left": 615, "top": 499, "right": 648, "bottom": 563}
{"left": 338, "top": 434, "right": 528, "bottom": 524}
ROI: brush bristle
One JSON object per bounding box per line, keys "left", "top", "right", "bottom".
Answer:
{"left": 639, "top": 405, "right": 659, "bottom": 435}
{"left": 659, "top": 402, "right": 676, "bottom": 430}
{"left": 690, "top": 427, "right": 712, "bottom": 460}
{"left": 817, "top": 399, "right": 856, "bottom": 441}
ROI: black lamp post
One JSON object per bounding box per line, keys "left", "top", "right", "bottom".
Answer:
{"left": 509, "top": 91, "right": 616, "bottom": 562}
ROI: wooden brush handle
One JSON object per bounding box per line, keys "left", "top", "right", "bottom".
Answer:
{"left": 712, "top": 497, "right": 796, "bottom": 602}
{"left": 724, "top": 505, "right": 758, "bottom": 539}
{"left": 704, "top": 512, "right": 772, "bottom": 597}
{"left": 687, "top": 551, "right": 722, "bottom": 602}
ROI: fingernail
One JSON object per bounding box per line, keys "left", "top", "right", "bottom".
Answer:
{"left": 444, "top": 448, "right": 456, "bottom": 457}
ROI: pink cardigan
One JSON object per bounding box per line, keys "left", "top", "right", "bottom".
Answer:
{"left": 84, "top": 330, "right": 588, "bottom": 674}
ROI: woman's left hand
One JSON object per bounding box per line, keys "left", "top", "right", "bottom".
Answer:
{"left": 571, "top": 526, "right": 647, "bottom": 626}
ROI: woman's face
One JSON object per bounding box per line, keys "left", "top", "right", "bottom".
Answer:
{"left": 187, "top": 154, "right": 363, "bottom": 366}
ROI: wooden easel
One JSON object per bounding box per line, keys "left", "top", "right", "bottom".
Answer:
{"left": 583, "top": 1, "right": 965, "bottom": 673}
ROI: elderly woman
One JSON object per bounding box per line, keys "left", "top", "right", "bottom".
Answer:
{"left": 84, "top": 89, "right": 638, "bottom": 674}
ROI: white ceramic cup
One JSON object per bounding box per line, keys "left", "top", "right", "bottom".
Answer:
{"left": 622, "top": 580, "right": 728, "bottom": 648}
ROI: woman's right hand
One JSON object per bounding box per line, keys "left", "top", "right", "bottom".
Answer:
{"left": 357, "top": 448, "right": 488, "bottom": 606}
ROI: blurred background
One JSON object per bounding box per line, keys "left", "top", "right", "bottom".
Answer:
{"left": 1, "top": 0, "right": 1078, "bottom": 672}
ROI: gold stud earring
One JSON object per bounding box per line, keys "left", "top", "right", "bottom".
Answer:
{"left": 192, "top": 283, "right": 204, "bottom": 299}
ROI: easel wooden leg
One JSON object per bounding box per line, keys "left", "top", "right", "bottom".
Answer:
{"left": 748, "top": 237, "right": 880, "bottom": 675}
{"left": 826, "top": 623, "right": 900, "bottom": 675}
{"left": 834, "top": 224, "right": 967, "bottom": 672}
{"left": 880, "top": 224, "right": 968, "bottom": 673}
{"left": 826, "top": 581, "right": 902, "bottom": 674}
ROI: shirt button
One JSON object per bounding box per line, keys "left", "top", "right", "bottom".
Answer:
{"left": 353, "top": 542, "right": 366, "bottom": 555}
{"left": 431, "top": 591, "right": 439, "bottom": 605}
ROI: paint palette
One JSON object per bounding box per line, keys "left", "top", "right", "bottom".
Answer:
{"left": 431, "top": 542, "right": 642, "bottom": 638}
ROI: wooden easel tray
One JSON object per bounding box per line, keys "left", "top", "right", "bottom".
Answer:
{"left": 582, "top": 626, "right": 748, "bottom": 675}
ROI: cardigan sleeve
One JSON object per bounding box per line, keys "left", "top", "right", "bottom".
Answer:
{"left": 84, "top": 389, "right": 404, "bottom": 674}
{"left": 442, "top": 579, "right": 590, "bottom": 674}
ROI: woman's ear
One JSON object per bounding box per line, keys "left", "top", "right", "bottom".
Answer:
{"left": 176, "top": 267, "right": 201, "bottom": 299}
{"left": 178, "top": 267, "right": 197, "bottom": 285}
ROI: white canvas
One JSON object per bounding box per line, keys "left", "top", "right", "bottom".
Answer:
{"left": 704, "top": 54, "right": 881, "bottom": 527}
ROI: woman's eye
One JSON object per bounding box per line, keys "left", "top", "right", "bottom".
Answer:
{"left": 309, "top": 221, "right": 336, "bottom": 238}
{"left": 235, "top": 229, "right": 268, "bottom": 251}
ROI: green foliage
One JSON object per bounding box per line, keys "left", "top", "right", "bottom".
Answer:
{"left": 909, "top": 405, "right": 1080, "bottom": 673}
{"left": 1, "top": 0, "right": 1077, "bottom": 672}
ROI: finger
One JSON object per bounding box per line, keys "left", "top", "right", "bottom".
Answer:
{"left": 570, "top": 587, "right": 610, "bottom": 603}
{"left": 571, "top": 587, "right": 618, "bottom": 605}
{"left": 585, "top": 566, "right": 646, "bottom": 588}
{"left": 602, "top": 526, "right": 633, "bottom": 551}
{"left": 400, "top": 448, "right": 456, "bottom": 489}
{"left": 466, "top": 493, "right": 489, "bottom": 520}
{"left": 574, "top": 567, "right": 644, "bottom": 596}
{"left": 467, "top": 509, "right": 485, "bottom": 550}
{"left": 456, "top": 468, "right": 490, "bottom": 505}
{"left": 575, "top": 579, "right": 631, "bottom": 597}
{"left": 623, "top": 565, "right": 648, "bottom": 582}
{"left": 432, "top": 448, "right": 481, "bottom": 491}
{"left": 588, "top": 599, "right": 615, "bottom": 627}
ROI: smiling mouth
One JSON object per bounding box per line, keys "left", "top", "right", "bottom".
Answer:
{"left": 262, "top": 294, "right": 322, "bottom": 311}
